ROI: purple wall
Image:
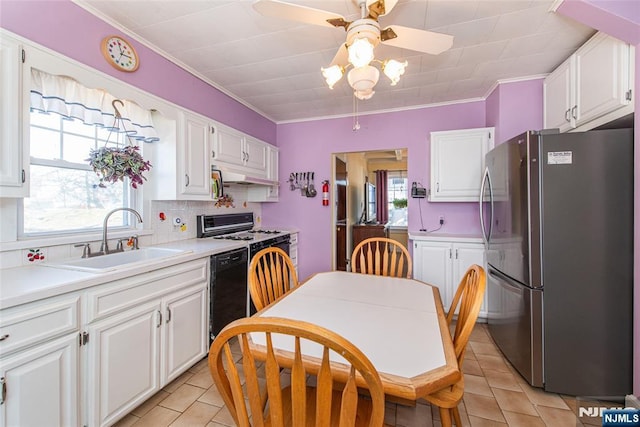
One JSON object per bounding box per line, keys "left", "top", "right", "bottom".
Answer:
{"left": 486, "top": 79, "right": 545, "bottom": 145}
{"left": 262, "top": 89, "right": 546, "bottom": 281}
{"left": 558, "top": 0, "right": 640, "bottom": 398}
{"left": 0, "top": 0, "right": 276, "bottom": 144}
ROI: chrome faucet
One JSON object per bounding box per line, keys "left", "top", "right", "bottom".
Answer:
{"left": 100, "top": 208, "right": 143, "bottom": 254}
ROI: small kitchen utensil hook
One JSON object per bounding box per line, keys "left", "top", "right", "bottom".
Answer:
{"left": 112, "top": 99, "right": 124, "bottom": 119}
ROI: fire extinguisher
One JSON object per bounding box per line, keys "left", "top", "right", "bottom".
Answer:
{"left": 322, "top": 180, "right": 330, "bottom": 206}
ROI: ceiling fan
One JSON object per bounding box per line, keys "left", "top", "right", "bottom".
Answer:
{"left": 253, "top": 0, "right": 454, "bottom": 100}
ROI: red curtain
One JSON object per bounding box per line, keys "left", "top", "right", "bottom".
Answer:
{"left": 375, "top": 170, "right": 388, "bottom": 224}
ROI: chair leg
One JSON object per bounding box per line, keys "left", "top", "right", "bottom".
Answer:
{"left": 439, "top": 407, "right": 452, "bottom": 427}
{"left": 452, "top": 405, "right": 462, "bottom": 426}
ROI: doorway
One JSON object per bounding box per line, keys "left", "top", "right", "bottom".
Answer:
{"left": 332, "top": 149, "right": 408, "bottom": 271}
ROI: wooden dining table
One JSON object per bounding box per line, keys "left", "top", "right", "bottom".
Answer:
{"left": 250, "top": 271, "right": 461, "bottom": 401}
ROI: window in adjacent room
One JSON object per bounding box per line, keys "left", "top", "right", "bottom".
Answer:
{"left": 387, "top": 171, "right": 408, "bottom": 227}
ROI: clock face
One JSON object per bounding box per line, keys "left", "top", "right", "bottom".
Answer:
{"left": 102, "top": 36, "right": 139, "bottom": 72}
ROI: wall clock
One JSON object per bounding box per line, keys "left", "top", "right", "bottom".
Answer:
{"left": 101, "top": 35, "right": 139, "bottom": 72}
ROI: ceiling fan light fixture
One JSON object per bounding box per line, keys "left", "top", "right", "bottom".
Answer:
{"left": 382, "top": 59, "right": 407, "bottom": 86}
{"left": 347, "top": 65, "right": 379, "bottom": 93}
{"left": 354, "top": 88, "right": 375, "bottom": 100}
{"left": 321, "top": 65, "right": 344, "bottom": 89}
{"left": 348, "top": 37, "right": 375, "bottom": 68}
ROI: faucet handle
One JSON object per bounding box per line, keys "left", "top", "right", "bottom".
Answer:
{"left": 131, "top": 235, "right": 139, "bottom": 250}
{"left": 74, "top": 243, "right": 91, "bottom": 258}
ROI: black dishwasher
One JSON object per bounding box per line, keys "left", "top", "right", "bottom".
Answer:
{"left": 210, "top": 247, "right": 248, "bottom": 342}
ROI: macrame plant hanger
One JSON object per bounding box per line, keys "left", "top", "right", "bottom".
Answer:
{"left": 88, "top": 99, "right": 152, "bottom": 189}
{"left": 105, "top": 99, "right": 131, "bottom": 148}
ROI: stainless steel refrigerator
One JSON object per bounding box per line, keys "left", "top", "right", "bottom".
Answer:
{"left": 480, "top": 128, "right": 633, "bottom": 397}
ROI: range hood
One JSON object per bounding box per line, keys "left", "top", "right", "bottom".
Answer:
{"left": 221, "top": 170, "right": 277, "bottom": 186}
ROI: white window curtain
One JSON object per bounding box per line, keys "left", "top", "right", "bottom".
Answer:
{"left": 30, "top": 68, "right": 159, "bottom": 142}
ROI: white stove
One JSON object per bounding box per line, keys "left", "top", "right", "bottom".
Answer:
{"left": 196, "top": 213, "right": 289, "bottom": 249}
{"left": 211, "top": 229, "right": 285, "bottom": 241}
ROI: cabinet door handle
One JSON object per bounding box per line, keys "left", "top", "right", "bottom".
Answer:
{"left": 0, "top": 334, "right": 9, "bottom": 342}
{"left": 21, "top": 169, "right": 25, "bottom": 183}
{"left": 157, "top": 310, "right": 162, "bottom": 328}
{"left": 564, "top": 109, "right": 571, "bottom": 122}
{"left": 211, "top": 150, "right": 215, "bottom": 158}
{"left": 166, "top": 307, "right": 171, "bottom": 323}
{"left": 455, "top": 249, "right": 459, "bottom": 259}
{"left": 1, "top": 377, "right": 5, "bottom": 405}
{"left": 436, "top": 182, "right": 440, "bottom": 193}
{"left": 185, "top": 174, "right": 190, "bottom": 187}
{"left": 571, "top": 105, "right": 577, "bottom": 119}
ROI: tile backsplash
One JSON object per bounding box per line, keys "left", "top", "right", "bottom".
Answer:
{"left": 0, "top": 185, "right": 263, "bottom": 269}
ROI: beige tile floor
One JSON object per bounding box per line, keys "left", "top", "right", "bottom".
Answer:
{"left": 113, "top": 323, "right": 598, "bottom": 427}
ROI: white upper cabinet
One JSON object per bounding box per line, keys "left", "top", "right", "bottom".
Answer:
{"left": 0, "top": 35, "right": 29, "bottom": 197}
{"left": 544, "top": 32, "right": 633, "bottom": 132}
{"left": 429, "top": 127, "right": 494, "bottom": 202}
{"left": 151, "top": 110, "right": 215, "bottom": 200}
{"left": 213, "top": 125, "right": 268, "bottom": 178}
{"left": 181, "top": 112, "right": 213, "bottom": 197}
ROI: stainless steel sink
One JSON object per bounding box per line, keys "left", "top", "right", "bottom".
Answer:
{"left": 42, "top": 247, "right": 193, "bottom": 273}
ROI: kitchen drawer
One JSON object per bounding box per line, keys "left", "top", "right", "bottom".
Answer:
{"left": 0, "top": 294, "right": 80, "bottom": 356}
{"left": 86, "top": 258, "right": 208, "bottom": 323}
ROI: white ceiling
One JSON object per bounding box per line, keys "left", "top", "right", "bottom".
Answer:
{"left": 74, "top": 0, "right": 595, "bottom": 123}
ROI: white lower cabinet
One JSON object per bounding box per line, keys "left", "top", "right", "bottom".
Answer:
{"left": 162, "top": 285, "right": 208, "bottom": 383}
{"left": 0, "top": 294, "right": 81, "bottom": 427}
{"left": 86, "top": 301, "right": 161, "bottom": 427}
{"left": 412, "top": 236, "right": 487, "bottom": 319}
{"left": 0, "top": 258, "right": 209, "bottom": 427}
{"left": 85, "top": 258, "right": 209, "bottom": 427}
{"left": 0, "top": 333, "right": 79, "bottom": 427}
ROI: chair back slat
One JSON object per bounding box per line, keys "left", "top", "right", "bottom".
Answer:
{"left": 249, "top": 248, "right": 299, "bottom": 311}
{"left": 315, "top": 347, "right": 333, "bottom": 427}
{"left": 241, "top": 334, "right": 265, "bottom": 427}
{"left": 291, "top": 337, "right": 307, "bottom": 426}
{"left": 265, "top": 332, "right": 285, "bottom": 426}
{"left": 224, "top": 344, "right": 251, "bottom": 427}
{"left": 446, "top": 265, "right": 486, "bottom": 366}
{"left": 209, "top": 317, "right": 385, "bottom": 427}
{"left": 351, "top": 238, "right": 412, "bottom": 279}
{"left": 339, "top": 367, "right": 359, "bottom": 427}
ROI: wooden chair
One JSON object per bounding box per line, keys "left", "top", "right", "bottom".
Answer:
{"left": 421, "top": 264, "right": 486, "bottom": 427}
{"left": 249, "top": 247, "right": 299, "bottom": 311}
{"left": 208, "top": 316, "right": 385, "bottom": 427}
{"left": 351, "top": 237, "right": 412, "bottom": 278}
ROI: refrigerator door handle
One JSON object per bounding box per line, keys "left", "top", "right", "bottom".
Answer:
{"left": 490, "top": 267, "right": 531, "bottom": 291}
{"left": 479, "top": 167, "right": 494, "bottom": 245}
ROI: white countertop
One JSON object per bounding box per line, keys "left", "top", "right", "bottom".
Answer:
{"left": 0, "top": 238, "right": 247, "bottom": 310}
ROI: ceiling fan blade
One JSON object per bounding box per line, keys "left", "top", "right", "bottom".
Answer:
{"left": 253, "top": 0, "right": 346, "bottom": 29}
{"left": 330, "top": 44, "right": 348, "bottom": 67}
{"left": 366, "top": 0, "right": 399, "bottom": 19}
{"left": 381, "top": 25, "right": 454, "bottom": 55}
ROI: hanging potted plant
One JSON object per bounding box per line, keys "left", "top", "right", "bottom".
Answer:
{"left": 87, "top": 99, "right": 152, "bottom": 189}
{"left": 88, "top": 145, "right": 151, "bottom": 189}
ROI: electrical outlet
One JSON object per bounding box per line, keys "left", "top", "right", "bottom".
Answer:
{"left": 439, "top": 215, "right": 445, "bottom": 225}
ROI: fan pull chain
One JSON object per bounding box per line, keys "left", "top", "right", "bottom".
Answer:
{"left": 352, "top": 94, "right": 360, "bottom": 131}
